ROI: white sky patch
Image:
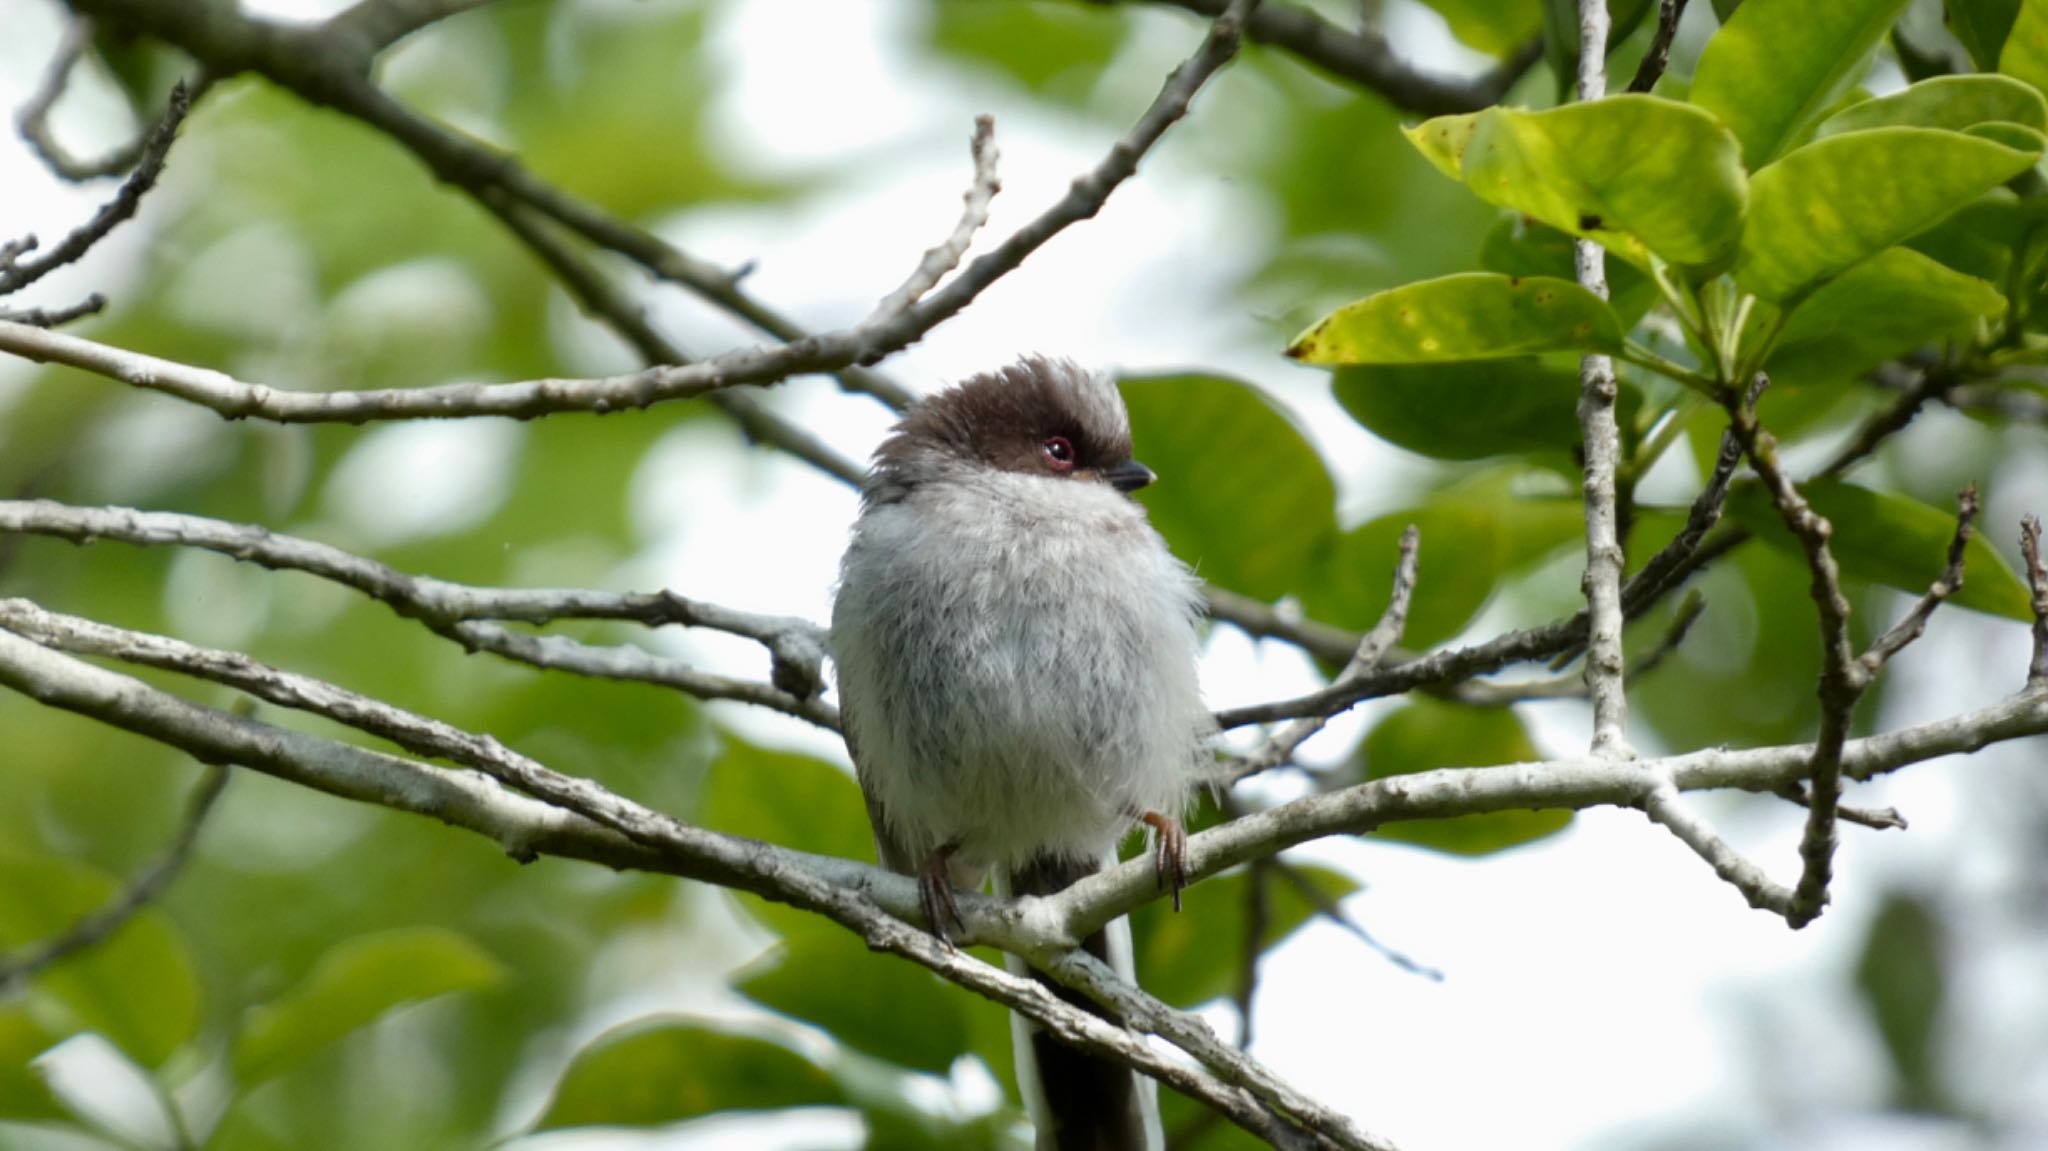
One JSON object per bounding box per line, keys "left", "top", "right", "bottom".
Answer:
{"left": 323, "top": 417, "right": 526, "bottom": 547}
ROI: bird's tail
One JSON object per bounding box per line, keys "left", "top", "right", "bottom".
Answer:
{"left": 1000, "top": 852, "right": 1161, "bottom": 1151}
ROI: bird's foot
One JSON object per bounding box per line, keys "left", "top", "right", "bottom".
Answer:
{"left": 1137, "top": 811, "right": 1188, "bottom": 911}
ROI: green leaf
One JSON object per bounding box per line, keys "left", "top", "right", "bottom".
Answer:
{"left": 1120, "top": 373, "right": 1338, "bottom": 600}
{"left": 1331, "top": 359, "right": 1584, "bottom": 460}
{"left": 698, "top": 738, "right": 873, "bottom": 936}
{"left": 1132, "top": 864, "right": 1356, "bottom": 1008}
{"left": 1403, "top": 111, "right": 1484, "bottom": 182}
{"left": 1691, "top": 0, "right": 1912, "bottom": 170}
{"left": 1360, "top": 698, "right": 1573, "bottom": 855}
{"left": 1764, "top": 248, "right": 2005, "bottom": 388}
{"left": 0, "top": 1005, "right": 64, "bottom": 1121}
{"left": 1816, "top": 74, "right": 2048, "bottom": 139}
{"left": 1447, "top": 97, "right": 1748, "bottom": 271}
{"left": 1953, "top": 0, "right": 2024, "bottom": 71}
{"left": 1420, "top": 0, "right": 1544, "bottom": 55}
{"left": 0, "top": 851, "right": 201, "bottom": 1069}
{"left": 535, "top": 1019, "right": 844, "bottom": 1130}
{"left": 1478, "top": 215, "right": 1659, "bottom": 326}
{"left": 1854, "top": 893, "right": 1947, "bottom": 1111}
{"left": 234, "top": 926, "right": 506, "bottom": 1086}
{"left": 1286, "top": 274, "right": 1622, "bottom": 365}
{"left": 1735, "top": 128, "right": 2041, "bottom": 302}
{"left": 1727, "top": 480, "right": 2031, "bottom": 619}
{"left": 734, "top": 928, "right": 972, "bottom": 1075}
{"left": 2000, "top": 0, "right": 2048, "bottom": 98}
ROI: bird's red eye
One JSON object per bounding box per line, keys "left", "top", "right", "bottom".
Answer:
{"left": 1041, "top": 435, "right": 1075, "bottom": 470}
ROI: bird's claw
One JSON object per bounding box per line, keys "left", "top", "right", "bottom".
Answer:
{"left": 1139, "top": 811, "right": 1188, "bottom": 912}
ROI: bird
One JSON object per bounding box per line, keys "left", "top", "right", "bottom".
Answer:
{"left": 831, "top": 355, "right": 1213, "bottom": 1151}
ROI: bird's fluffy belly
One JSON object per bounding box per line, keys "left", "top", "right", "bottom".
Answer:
{"left": 835, "top": 479, "right": 1203, "bottom": 872}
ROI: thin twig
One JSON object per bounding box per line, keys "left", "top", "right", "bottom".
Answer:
{"left": 1468, "top": 590, "right": 1703, "bottom": 704}
{"left": 1861, "top": 486, "right": 1978, "bottom": 674}
{"left": 863, "top": 115, "right": 1001, "bottom": 324}
{"left": 0, "top": 293, "right": 106, "bottom": 328}
{"left": 1626, "top": 0, "right": 1689, "bottom": 93}
{"left": 1641, "top": 778, "right": 1795, "bottom": 914}
{"left": 0, "top": 501, "right": 835, "bottom": 724}
{"left": 0, "top": 82, "right": 195, "bottom": 297}
{"left": 1775, "top": 783, "right": 1907, "bottom": 831}
{"left": 2023, "top": 515, "right": 2048, "bottom": 691}
{"left": 1819, "top": 367, "right": 1951, "bottom": 478}
{"left": 1231, "top": 527, "right": 1418, "bottom": 780}
{"left": 0, "top": 764, "right": 228, "bottom": 992}
{"left": 1624, "top": 429, "right": 1742, "bottom": 616}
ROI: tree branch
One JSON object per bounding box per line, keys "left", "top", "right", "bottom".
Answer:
{"left": 1573, "top": 0, "right": 1632, "bottom": 759}
{"left": 1722, "top": 381, "right": 1861, "bottom": 928}
{"left": 0, "top": 500, "right": 834, "bottom": 724}
{"left": 1626, "top": 0, "right": 1689, "bottom": 93}
{"left": 1, "top": 81, "right": 195, "bottom": 298}
{"left": 1134, "top": 0, "right": 1541, "bottom": 115}
{"left": 0, "top": 763, "right": 227, "bottom": 992}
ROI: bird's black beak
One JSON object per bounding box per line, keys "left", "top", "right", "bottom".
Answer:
{"left": 1103, "top": 460, "right": 1156, "bottom": 492}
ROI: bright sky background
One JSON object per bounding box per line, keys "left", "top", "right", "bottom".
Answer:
{"left": 5, "top": 2, "right": 2046, "bottom": 1149}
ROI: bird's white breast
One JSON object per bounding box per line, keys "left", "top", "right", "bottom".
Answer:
{"left": 832, "top": 469, "right": 1209, "bottom": 873}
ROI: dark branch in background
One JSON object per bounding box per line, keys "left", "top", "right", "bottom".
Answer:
{"left": 1138, "top": 0, "right": 1541, "bottom": 114}
{"left": 1202, "top": 586, "right": 1364, "bottom": 665}
{"left": 1626, "top": 0, "right": 1689, "bottom": 93}
{"left": 482, "top": 191, "right": 865, "bottom": 486}
{"left": 1624, "top": 429, "right": 1742, "bottom": 615}
{"left": 14, "top": 17, "right": 201, "bottom": 181}
{"left": 0, "top": 81, "right": 194, "bottom": 298}
{"left": 1820, "top": 364, "right": 1952, "bottom": 478}
{"left": 0, "top": 763, "right": 227, "bottom": 993}
{"left": 0, "top": 292, "right": 106, "bottom": 328}
{"left": 1468, "top": 590, "right": 1704, "bottom": 705}
{"left": 325, "top": 0, "right": 498, "bottom": 60}
{"left": 0, "top": 500, "right": 835, "bottom": 725}
{"left": 1861, "top": 485, "right": 1977, "bottom": 673}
